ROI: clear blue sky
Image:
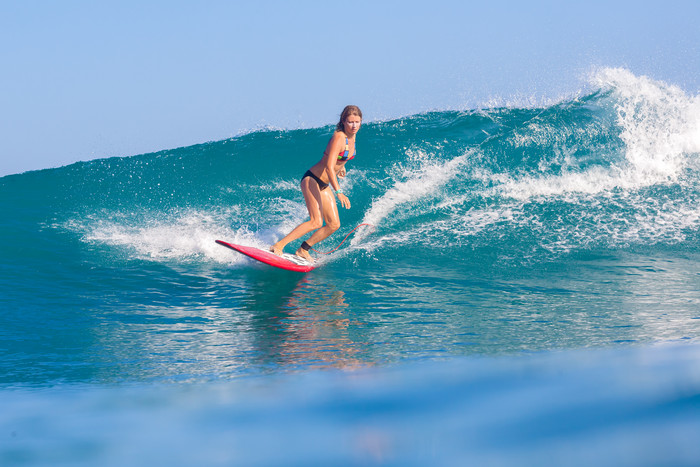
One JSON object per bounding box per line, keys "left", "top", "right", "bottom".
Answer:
{"left": 1, "top": 0, "right": 699, "bottom": 176}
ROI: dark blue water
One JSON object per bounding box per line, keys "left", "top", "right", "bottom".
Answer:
{"left": 2, "top": 67, "right": 700, "bottom": 465}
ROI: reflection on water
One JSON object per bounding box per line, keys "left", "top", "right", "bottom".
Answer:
{"left": 278, "top": 278, "right": 367, "bottom": 370}
{"left": 240, "top": 271, "right": 369, "bottom": 371}
{"left": 81, "top": 266, "right": 373, "bottom": 384}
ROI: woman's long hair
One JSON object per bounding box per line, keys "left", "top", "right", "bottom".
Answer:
{"left": 336, "top": 105, "right": 362, "bottom": 132}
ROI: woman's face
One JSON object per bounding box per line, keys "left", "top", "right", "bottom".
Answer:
{"left": 344, "top": 115, "right": 362, "bottom": 136}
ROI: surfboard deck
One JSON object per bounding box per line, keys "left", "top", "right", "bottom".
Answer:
{"left": 215, "top": 240, "right": 315, "bottom": 272}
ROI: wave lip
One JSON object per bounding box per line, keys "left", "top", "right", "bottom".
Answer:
{"left": 594, "top": 67, "right": 700, "bottom": 182}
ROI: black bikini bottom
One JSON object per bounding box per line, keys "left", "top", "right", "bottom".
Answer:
{"left": 301, "top": 170, "right": 329, "bottom": 190}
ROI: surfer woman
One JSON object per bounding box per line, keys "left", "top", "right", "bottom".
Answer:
{"left": 270, "top": 105, "right": 362, "bottom": 261}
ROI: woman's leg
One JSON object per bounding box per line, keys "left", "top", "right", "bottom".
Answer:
{"left": 271, "top": 177, "right": 324, "bottom": 256}
{"left": 302, "top": 189, "right": 341, "bottom": 248}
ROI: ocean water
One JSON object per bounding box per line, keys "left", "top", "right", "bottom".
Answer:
{"left": 2, "top": 67, "right": 700, "bottom": 465}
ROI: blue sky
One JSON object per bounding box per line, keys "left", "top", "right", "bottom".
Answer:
{"left": 1, "top": 0, "right": 699, "bottom": 176}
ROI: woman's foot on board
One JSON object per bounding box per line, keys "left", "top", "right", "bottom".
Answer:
{"left": 295, "top": 247, "right": 314, "bottom": 263}
{"left": 269, "top": 244, "right": 284, "bottom": 256}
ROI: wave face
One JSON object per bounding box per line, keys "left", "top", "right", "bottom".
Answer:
{"left": 2, "top": 67, "right": 700, "bottom": 386}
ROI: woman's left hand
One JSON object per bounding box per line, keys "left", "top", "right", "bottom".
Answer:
{"left": 338, "top": 166, "right": 346, "bottom": 178}
{"left": 337, "top": 193, "right": 351, "bottom": 209}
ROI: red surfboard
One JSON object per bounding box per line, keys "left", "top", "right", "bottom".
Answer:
{"left": 215, "top": 240, "right": 315, "bottom": 272}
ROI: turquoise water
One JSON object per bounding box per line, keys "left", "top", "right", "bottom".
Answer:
{"left": 2, "top": 68, "right": 700, "bottom": 464}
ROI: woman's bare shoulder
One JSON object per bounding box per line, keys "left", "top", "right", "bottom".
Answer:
{"left": 326, "top": 131, "right": 346, "bottom": 148}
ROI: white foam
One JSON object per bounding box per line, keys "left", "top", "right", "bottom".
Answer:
{"left": 67, "top": 202, "right": 310, "bottom": 265}
{"left": 493, "top": 166, "right": 624, "bottom": 201}
{"left": 596, "top": 67, "right": 700, "bottom": 181}
{"left": 353, "top": 148, "right": 470, "bottom": 245}
{"left": 495, "top": 68, "right": 700, "bottom": 201}
{"left": 77, "top": 209, "right": 251, "bottom": 264}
